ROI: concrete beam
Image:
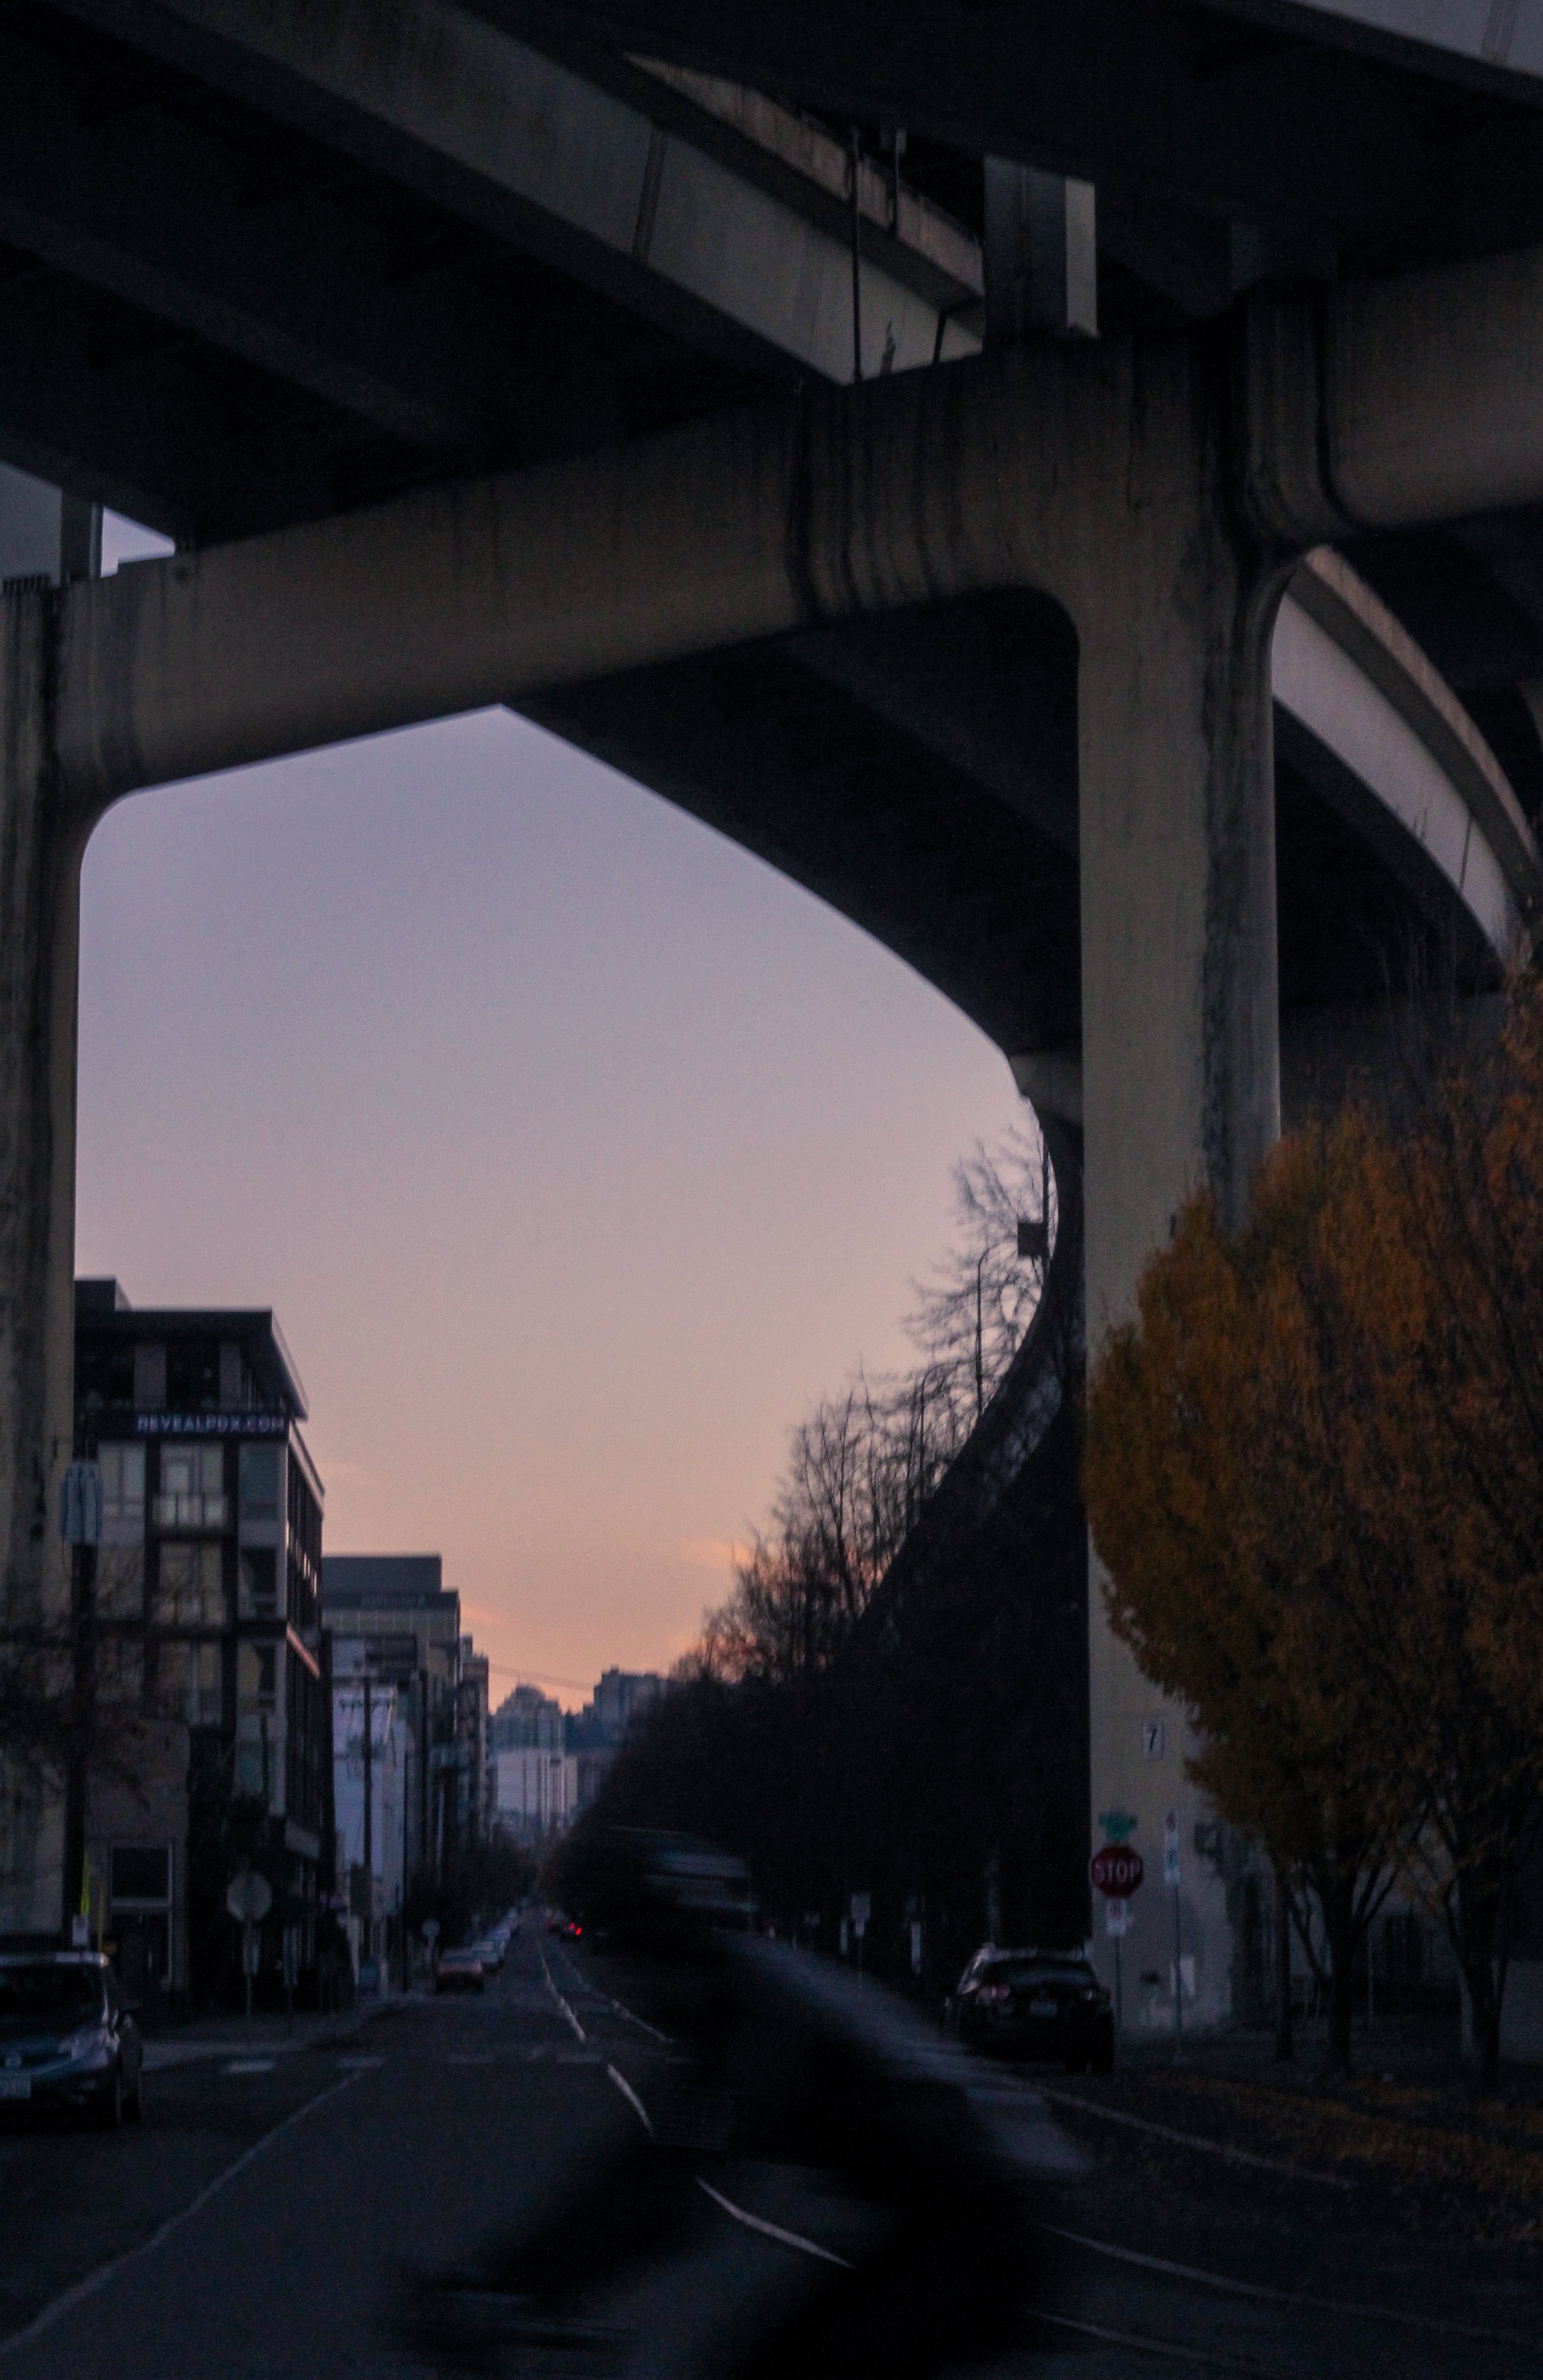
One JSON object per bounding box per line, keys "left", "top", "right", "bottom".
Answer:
{"left": 53, "top": 0, "right": 981, "bottom": 388}
{"left": 1250, "top": 242, "right": 1543, "bottom": 540}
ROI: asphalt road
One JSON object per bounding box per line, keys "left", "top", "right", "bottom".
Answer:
{"left": 0, "top": 1933, "right": 1535, "bottom": 2380}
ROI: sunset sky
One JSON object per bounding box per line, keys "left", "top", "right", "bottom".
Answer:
{"left": 76, "top": 517, "right": 1025, "bottom": 1708}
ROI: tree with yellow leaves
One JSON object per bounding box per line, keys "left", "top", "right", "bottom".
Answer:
{"left": 1088, "top": 986, "right": 1543, "bottom": 2089}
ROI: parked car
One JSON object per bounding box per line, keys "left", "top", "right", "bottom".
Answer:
{"left": 0, "top": 1951, "right": 144, "bottom": 2125}
{"left": 469, "top": 1935, "right": 504, "bottom": 1973}
{"left": 950, "top": 1946, "right": 1114, "bottom": 2073}
{"left": 433, "top": 1946, "right": 485, "bottom": 1995}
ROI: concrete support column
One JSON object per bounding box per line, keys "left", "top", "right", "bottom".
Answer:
{"left": 1060, "top": 347, "right": 1284, "bottom": 2028}
{"left": 0, "top": 589, "right": 87, "bottom": 1942}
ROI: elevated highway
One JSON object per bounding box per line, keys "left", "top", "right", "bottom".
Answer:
{"left": 4, "top": 0, "right": 1543, "bottom": 2029}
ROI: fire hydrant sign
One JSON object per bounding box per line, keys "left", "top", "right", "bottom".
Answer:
{"left": 1089, "top": 1843, "right": 1145, "bottom": 1897}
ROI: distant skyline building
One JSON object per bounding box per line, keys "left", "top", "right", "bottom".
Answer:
{"left": 491, "top": 1665, "right": 668, "bottom": 1839}
{"left": 321, "top": 1555, "right": 490, "bottom": 1898}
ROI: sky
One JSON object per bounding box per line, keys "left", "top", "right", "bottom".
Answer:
{"left": 77, "top": 517, "right": 1025, "bottom": 1708}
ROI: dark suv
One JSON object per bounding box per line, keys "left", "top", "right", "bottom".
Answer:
{"left": 0, "top": 1952, "right": 144, "bottom": 2125}
{"left": 951, "top": 1946, "right": 1114, "bottom": 2073}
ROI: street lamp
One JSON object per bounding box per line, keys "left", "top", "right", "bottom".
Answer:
{"left": 974, "top": 1214, "right": 1048, "bottom": 1422}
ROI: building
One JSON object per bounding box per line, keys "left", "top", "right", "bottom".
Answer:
{"left": 493, "top": 1744, "right": 577, "bottom": 1841}
{"left": 456, "top": 1636, "right": 491, "bottom": 1849}
{"left": 566, "top": 1670, "right": 667, "bottom": 1815}
{"left": 490, "top": 1667, "right": 669, "bottom": 1840}
{"left": 321, "top": 1555, "right": 463, "bottom": 1885}
{"left": 72, "top": 1278, "right": 329, "bottom": 2013}
{"left": 331, "top": 1663, "right": 404, "bottom": 1985}
{"left": 492, "top": 1682, "right": 565, "bottom": 1752}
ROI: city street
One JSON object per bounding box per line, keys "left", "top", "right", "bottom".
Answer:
{"left": 0, "top": 1932, "right": 1535, "bottom": 2380}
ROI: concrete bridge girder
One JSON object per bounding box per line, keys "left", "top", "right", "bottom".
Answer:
{"left": 6, "top": 240, "right": 1543, "bottom": 1946}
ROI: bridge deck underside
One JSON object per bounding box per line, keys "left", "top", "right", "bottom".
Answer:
{"left": 527, "top": 591, "right": 1489, "bottom": 1080}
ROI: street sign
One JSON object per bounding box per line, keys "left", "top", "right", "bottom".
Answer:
{"left": 850, "top": 1892, "right": 871, "bottom": 1939}
{"left": 1089, "top": 1844, "right": 1144, "bottom": 1897}
{"left": 1105, "top": 1897, "right": 1129, "bottom": 1939}
{"left": 422, "top": 1917, "right": 441, "bottom": 1945}
{"left": 58, "top": 1461, "right": 102, "bottom": 1545}
{"left": 226, "top": 1871, "right": 273, "bottom": 1925}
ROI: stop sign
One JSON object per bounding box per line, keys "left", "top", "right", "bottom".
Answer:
{"left": 1090, "top": 1844, "right": 1145, "bottom": 1897}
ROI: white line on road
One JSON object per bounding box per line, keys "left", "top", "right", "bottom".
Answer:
{"left": 223, "top": 2058, "right": 274, "bottom": 2075}
{"left": 549, "top": 1946, "right": 672, "bottom": 2044}
{"left": 0, "top": 2069, "right": 367, "bottom": 2360}
{"left": 537, "top": 1946, "right": 586, "bottom": 2042}
{"left": 695, "top": 2178, "right": 852, "bottom": 2269}
{"left": 1031, "top": 2307, "right": 1285, "bottom": 2375}
{"left": 1036, "top": 2220, "right": 1534, "bottom": 2346}
{"left": 605, "top": 2064, "right": 654, "bottom": 2134}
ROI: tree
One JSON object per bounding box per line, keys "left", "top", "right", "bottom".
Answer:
{"left": 693, "top": 1125, "right": 1055, "bottom": 1684}
{"left": 1087, "top": 999, "right": 1543, "bottom": 2089}
{"left": 1084, "top": 1143, "right": 1403, "bottom": 2074}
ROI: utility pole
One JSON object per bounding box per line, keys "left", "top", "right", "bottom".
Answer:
{"left": 362, "top": 1672, "right": 373, "bottom": 1969}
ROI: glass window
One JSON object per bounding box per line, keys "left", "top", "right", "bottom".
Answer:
{"left": 96, "top": 1639, "right": 144, "bottom": 1706}
{"left": 239, "top": 1443, "right": 280, "bottom": 1522}
{"left": 153, "top": 1640, "right": 222, "bottom": 1725}
{"left": 111, "top": 1845, "right": 169, "bottom": 1903}
{"left": 239, "top": 1547, "right": 278, "bottom": 1618}
{"left": 99, "top": 1442, "right": 145, "bottom": 1536}
{"left": 166, "top": 1339, "right": 221, "bottom": 1411}
{"left": 95, "top": 1546, "right": 144, "bottom": 1620}
{"left": 76, "top": 1339, "right": 135, "bottom": 1414}
{"left": 239, "top": 1640, "right": 278, "bottom": 1711}
{"left": 0, "top": 1965, "right": 105, "bottom": 2029}
{"left": 153, "top": 1444, "right": 228, "bottom": 1531}
{"left": 153, "top": 1541, "right": 226, "bottom": 1627}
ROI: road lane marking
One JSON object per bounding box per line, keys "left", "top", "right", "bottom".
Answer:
{"left": 605, "top": 2064, "right": 654, "bottom": 2134}
{"left": 223, "top": 2059, "right": 275, "bottom": 2075}
{"left": 548, "top": 1946, "right": 671, "bottom": 2044}
{"left": 1037, "top": 2088, "right": 1356, "bottom": 2189}
{"left": 0, "top": 2069, "right": 367, "bottom": 2359}
{"left": 1031, "top": 2308, "right": 1286, "bottom": 2375}
{"left": 694, "top": 2179, "right": 852, "bottom": 2269}
{"left": 536, "top": 1946, "right": 586, "bottom": 2042}
{"left": 1036, "top": 2221, "right": 1534, "bottom": 2347}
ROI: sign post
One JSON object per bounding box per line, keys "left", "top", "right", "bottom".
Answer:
{"left": 850, "top": 1893, "right": 871, "bottom": 1993}
{"left": 1090, "top": 1843, "right": 1144, "bottom": 2039}
{"left": 1163, "top": 1811, "right": 1183, "bottom": 2060}
{"left": 226, "top": 1869, "right": 273, "bottom": 2035}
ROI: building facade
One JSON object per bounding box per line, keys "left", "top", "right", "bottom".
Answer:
{"left": 72, "top": 1279, "right": 329, "bottom": 2012}
{"left": 321, "top": 1555, "right": 463, "bottom": 1891}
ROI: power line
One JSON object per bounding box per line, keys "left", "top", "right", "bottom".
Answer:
{"left": 483, "top": 1662, "right": 597, "bottom": 1692}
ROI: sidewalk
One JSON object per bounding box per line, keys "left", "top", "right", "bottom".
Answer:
{"left": 1045, "top": 2019, "right": 1543, "bottom": 2241}
{"left": 140, "top": 1990, "right": 414, "bottom": 2070}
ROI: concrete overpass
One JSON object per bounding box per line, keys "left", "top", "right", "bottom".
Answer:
{"left": 5, "top": 0, "right": 1543, "bottom": 2024}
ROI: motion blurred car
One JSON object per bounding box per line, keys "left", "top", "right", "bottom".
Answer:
{"left": 951, "top": 1946, "right": 1114, "bottom": 2073}
{"left": 554, "top": 1828, "right": 758, "bottom": 1951}
{"left": 544, "top": 1908, "right": 581, "bottom": 1940}
{"left": 0, "top": 1951, "right": 143, "bottom": 2125}
{"left": 433, "top": 1946, "right": 485, "bottom": 1994}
